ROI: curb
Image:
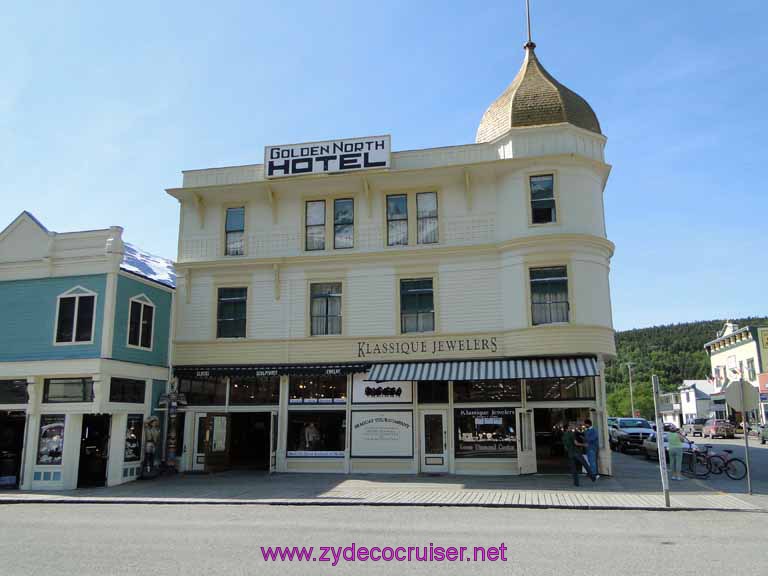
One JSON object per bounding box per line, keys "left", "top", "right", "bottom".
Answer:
{"left": 1, "top": 497, "right": 764, "bottom": 513}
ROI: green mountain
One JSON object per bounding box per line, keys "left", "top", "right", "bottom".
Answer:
{"left": 605, "top": 317, "right": 768, "bottom": 418}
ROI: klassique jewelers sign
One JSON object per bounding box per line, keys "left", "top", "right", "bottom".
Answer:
{"left": 356, "top": 336, "right": 498, "bottom": 359}
{"left": 265, "top": 135, "right": 391, "bottom": 179}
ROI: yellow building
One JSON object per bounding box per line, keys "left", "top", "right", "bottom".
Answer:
{"left": 166, "top": 39, "right": 616, "bottom": 476}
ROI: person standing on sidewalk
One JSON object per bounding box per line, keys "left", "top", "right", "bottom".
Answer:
{"left": 584, "top": 419, "right": 599, "bottom": 479}
{"left": 668, "top": 429, "right": 685, "bottom": 481}
{"left": 563, "top": 426, "right": 595, "bottom": 486}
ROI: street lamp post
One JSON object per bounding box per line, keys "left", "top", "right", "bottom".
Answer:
{"left": 626, "top": 362, "right": 636, "bottom": 417}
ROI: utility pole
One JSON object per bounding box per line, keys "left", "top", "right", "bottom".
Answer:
{"left": 652, "top": 375, "right": 671, "bottom": 507}
{"left": 626, "top": 362, "right": 636, "bottom": 417}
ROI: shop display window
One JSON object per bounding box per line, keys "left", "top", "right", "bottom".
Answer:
{"left": 178, "top": 376, "right": 226, "bottom": 405}
{"left": 526, "top": 377, "right": 596, "bottom": 401}
{"left": 286, "top": 411, "right": 346, "bottom": 456}
{"left": 124, "top": 414, "right": 143, "bottom": 462}
{"left": 37, "top": 414, "right": 65, "bottom": 465}
{"left": 417, "top": 381, "right": 448, "bottom": 404}
{"left": 109, "top": 378, "right": 146, "bottom": 404}
{"left": 289, "top": 375, "right": 347, "bottom": 404}
{"left": 454, "top": 408, "right": 517, "bottom": 459}
{"left": 229, "top": 375, "right": 280, "bottom": 405}
{"left": 43, "top": 378, "right": 93, "bottom": 403}
{"left": 453, "top": 380, "right": 521, "bottom": 403}
{"left": 0, "top": 380, "right": 27, "bottom": 404}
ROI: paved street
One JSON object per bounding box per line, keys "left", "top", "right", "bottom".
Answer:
{"left": 1, "top": 504, "right": 766, "bottom": 575}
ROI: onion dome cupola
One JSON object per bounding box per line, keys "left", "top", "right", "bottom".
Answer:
{"left": 476, "top": 41, "right": 601, "bottom": 143}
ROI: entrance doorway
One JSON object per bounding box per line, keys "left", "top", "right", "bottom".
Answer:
{"left": 420, "top": 410, "right": 448, "bottom": 473}
{"left": 78, "top": 414, "right": 111, "bottom": 488}
{"left": 0, "top": 412, "right": 26, "bottom": 489}
{"left": 534, "top": 408, "right": 591, "bottom": 474}
{"left": 229, "top": 413, "right": 270, "bottom": 470}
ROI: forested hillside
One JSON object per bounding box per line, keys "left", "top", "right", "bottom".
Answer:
{"left": 605, "top": 317, "right": 768, "bottom": 418}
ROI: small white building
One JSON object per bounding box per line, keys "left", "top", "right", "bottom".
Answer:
{"left": 678, "top": 380, "right": 715, "bottom": 423}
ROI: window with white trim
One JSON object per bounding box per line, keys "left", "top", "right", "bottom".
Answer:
{"left": 225, "top": 207, "right": 245, "bottom": 256}
{"left": 305, "top": 200, "right": 326, "bottom": 251}
{"left": 530, "top": 175, "right": 556, "bottom": 224}
{"left": 55, "top": 286, "right": 97, "bottom": 344}
{"left": 530, "top": 266, "right": 569, "bottom": 325}
{"left": 416, "top": 192, "right": 438, "bottom": 244}
{"left": 127, "top": 294, "right": 155, "bottom": 349}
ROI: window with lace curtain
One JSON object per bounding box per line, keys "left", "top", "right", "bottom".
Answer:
{"left": 310, "top": 282, "right": 342, "bottom": 336}
{"left": 530, "top": 266, "right": 569, "bottom": 325}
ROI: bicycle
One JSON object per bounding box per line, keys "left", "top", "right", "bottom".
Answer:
{"left": 681, "top": 447, "right": 710, "bottom": 479}
{"left": 704, "top": 446, "right": 747, "bottom": 480}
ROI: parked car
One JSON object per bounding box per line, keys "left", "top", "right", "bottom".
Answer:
{"left": 642, "top": 432, "right": 694, "bottom": 461}
{"left": 683, "top": 418, "right": 708, "bottom": 437}
{"left": 702, "top": 419, "right": 735, "bottom": 439}
{"left": 607, "top": 417, "right": 618, "bottom": 429}
{"left": 609, "top": 418, "right": 653, "bottom": 452}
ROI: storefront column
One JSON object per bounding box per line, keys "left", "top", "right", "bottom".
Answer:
{"left": 597, "top": 356, "right": 612, "bottom": 476}
{"left": 62, "top": 413, "right": 83, "bottom": 490}
{"left": 344, "top": 374, "right": 351, "bottom": 474}
{"left": 276, "top": 375, "right": 289, "bottom": 472}
{"left": 20, "top": 377, "right": 39, "bottom": 491}
{"left": 107, "top": 413, "right": 127, "bottom": 486}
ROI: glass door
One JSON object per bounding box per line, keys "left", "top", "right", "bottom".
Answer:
{"left": 192, "top": 413, "right": 207, "bottom": 472}
{"left": 420, "top": 410, "right": 448, "bottom": 473}
{"left": 205, "top": 413, "right": 230, "bottom": 472}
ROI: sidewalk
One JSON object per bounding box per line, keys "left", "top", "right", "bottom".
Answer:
{"left": 2, "top": 468, "right": 766, "bottom": 512}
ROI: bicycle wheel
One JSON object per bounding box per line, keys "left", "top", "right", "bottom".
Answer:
{"left": 693, "top": 454, "right": 710, "bottom": 478}
{"left": 708, "top": 454, "right": 726, "bottom": 475}
{"left": 725, "top": 458, "right": 747, "bottom": 480}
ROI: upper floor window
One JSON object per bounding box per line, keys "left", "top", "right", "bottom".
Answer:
{"left": 0, "top": 380, "right": 28, "bottom": 404}
{"left": 306, "top": 200, "right": 326, "bottom": 251}
{"left": 530, "top": 266, "right": 569, "bottom": 325}
{"left": 747, "top": 358, "right": 756, "bottom": 381}
{"left": 416, "top": 192, "right": 438, "bottom": 244}
{"left": 225, "top": 207, "right": 245, "bottom": 256}
{"left": 217, "top": 287, "right": 247, "bottom": 338}
{"left": 55, "top": 286, "right": 96, "bottom": 344}
{"left": 400, "top": 278, "right": 434, "bottom": 333}
{"left": 334, "top": 198, "right": 354, "bottom": 249}
{"left": 530, "top": 175, "right": 556, "bottom": 224}
{"left": 127, "top": 294, "right": 155, "bottom": 350}
{"left": 311, "top": 283, "right": 342, "bottom": 336}
{"left": 386, "top": 194, "right": 408, "bottom": 246}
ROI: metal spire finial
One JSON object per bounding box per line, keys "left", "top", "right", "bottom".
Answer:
{"left": 524, "top": 0, "right": 536, "bottom": 49}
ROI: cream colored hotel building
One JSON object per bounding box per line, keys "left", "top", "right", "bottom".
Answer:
{"left": 167, "top": 41, "right": 616, "bottom": 477}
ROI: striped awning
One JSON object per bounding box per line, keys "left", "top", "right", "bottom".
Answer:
{"left": 174, "top": 363, "right": 370, "bottom": 379}
{"left": 366, "top": 357, "right": 598, "bottom": 382}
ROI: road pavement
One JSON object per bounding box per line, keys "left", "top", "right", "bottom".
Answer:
{"left": 0, "top": 504, "right": 765, "bottom": 575}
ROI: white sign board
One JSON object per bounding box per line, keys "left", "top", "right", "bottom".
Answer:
{"left": 352, "top": 373, "right": 412, "bottom": 404}
{"left": 724, "top": 380, "right": 760, "bottom": 412}
{"left": 350, "top": 411, "right": 413, "bottom": 458}
{"left": 265, "top": 135, "right": 391, "bottom": 179}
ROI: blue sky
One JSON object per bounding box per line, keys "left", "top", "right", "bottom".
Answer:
{"left": 1, "top": 1, "right": 765, "bottom": 331}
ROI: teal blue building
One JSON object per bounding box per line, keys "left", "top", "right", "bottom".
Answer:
{"left": 0, "top": 212, "right": 175, "bottom": 490}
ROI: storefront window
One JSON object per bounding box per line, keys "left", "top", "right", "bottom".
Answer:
{"left": 43, "top": 378, "right": 93, "bottom": 403}
{"left": 110, "top": 378, "right": 146, "bottom": 404}
{"left": 286, "top": 411, "right": 346, "bottom": 456}
{"left": 454, "top": 408, "right": 517, "bottom": 459}
{"left": 417, "top": 381, "right": 448, "bottom": 404}
{"left": 229, "top": 375, "right": 280, "bottom": 405}
{"left": 453, "top": 380, "right": 521, "bottom": 403}
{"left": 178, "top": 376, "right": 226, "bottom": 405}
{"left": 0, "top": 380, "right": 27, "bottom": 404}
{"left": 289, "top": 375, "right": 347, "bottom": 404}
{"left": 37, "top": 414, "right": 65, "bottom": 464}
{"left": 526, "top": 377, "right": 596, "bottom": 401}
{"left": 124, "top": 414, "right": 143, "bottom": 462}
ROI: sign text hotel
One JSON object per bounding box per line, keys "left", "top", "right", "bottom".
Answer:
{"left": 265, "top": 135, "right": 391, "bottom": 179}
{"left": 357, "top": 337, "right": 498, "bottom": 359}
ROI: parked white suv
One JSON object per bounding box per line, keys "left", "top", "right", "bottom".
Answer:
{"left": 609, "top": 418, "right": 654, "bottom": 453}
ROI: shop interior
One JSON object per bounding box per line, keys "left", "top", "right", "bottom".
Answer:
{"left": 78, "top": 414, "right": 111, "bottom": 488}
{"left": 0, "top": 412, "right": 26, "bottom": 489}
{"left": 229, "top": 412, "right": 270, "bottom": 470}
{"left": 534, "top": 408, "right": 591, "bottom": 473}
